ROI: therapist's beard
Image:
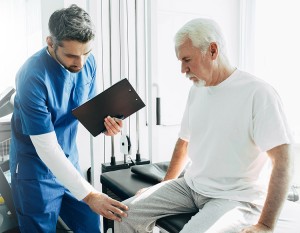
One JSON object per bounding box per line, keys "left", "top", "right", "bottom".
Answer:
{"left": 186, "top": 73, "right": 206, "bottom": 87}
{"left": 54, "top": 50, "right": 83, "bottom": 73}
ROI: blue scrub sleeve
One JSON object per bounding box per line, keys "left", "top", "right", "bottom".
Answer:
{"left": 18, "top": 74, "right": 54, "bottom": 135}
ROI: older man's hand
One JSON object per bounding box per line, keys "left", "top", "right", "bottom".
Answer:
{"left": 104, "top": 116, "right": 122, "bottom": 136}
{"left": 240, "top": 223, "right": 273, "bottom": 233}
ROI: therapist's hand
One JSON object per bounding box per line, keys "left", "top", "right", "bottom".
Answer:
{"left": 83, "top": 192, "right": 128, "bottom": 222}
{"left": 104, "top": 116, "right": 122, "bottom": 136}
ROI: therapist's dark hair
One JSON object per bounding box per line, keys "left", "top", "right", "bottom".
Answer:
{"left": 48, "top": 4, "right": 95, "bottom": 46}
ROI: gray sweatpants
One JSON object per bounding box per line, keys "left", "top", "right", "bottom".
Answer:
{"left": 114, "top": 177, "right": 262, "bottom": 233}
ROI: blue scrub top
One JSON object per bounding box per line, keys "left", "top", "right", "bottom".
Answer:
{"left": 10, "top": 47, "right": 97, "bottom": 180}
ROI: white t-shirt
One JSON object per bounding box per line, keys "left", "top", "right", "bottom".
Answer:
{"left": 179, "top": 69, "right": 294, "bottom": 205}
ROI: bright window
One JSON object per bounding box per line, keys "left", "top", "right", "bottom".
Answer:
{"left": 0, "top": 0, "right": 42, "bottom": 94}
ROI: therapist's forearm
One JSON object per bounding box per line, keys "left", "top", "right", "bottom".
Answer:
{"left": 30, "top": 132, "right": 95, "bottom": 200}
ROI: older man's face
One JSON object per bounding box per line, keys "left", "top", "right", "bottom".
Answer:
{"left": 176, "top": 38, "right": 214, "bottom": 87}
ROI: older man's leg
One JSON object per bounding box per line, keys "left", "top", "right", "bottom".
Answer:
{"left": 114, "top": 178, "right": 202, "bottom": 233}
{"left": 180, "top": 199, "right": 262, "bottom": 233}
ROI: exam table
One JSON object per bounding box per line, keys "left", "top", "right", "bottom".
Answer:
{"left": 100, "top": 163, "right": 300, "bottom": 233}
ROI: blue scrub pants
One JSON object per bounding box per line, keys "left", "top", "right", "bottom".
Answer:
{"left": 11, "top": 177, "right": 101, "bottom": 233}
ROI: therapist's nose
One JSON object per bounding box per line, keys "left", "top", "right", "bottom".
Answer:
{"left": 74, "top": 55, "right": 86, "bottom": 69}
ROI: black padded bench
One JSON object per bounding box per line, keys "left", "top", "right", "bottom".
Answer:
{"left": 100, "top": 168, "right": 194, "bottom": 233}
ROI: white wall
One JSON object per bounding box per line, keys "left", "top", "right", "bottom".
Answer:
{"left": 0, "top": 0, "right": 42, "bottom": 93}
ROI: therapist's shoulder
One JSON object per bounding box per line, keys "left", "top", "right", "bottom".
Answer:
{"left": 85, "top": 53, "right": 96, "bottom": 69}
{"left": 81, "top": 53, "right": 97, "bottom": 81}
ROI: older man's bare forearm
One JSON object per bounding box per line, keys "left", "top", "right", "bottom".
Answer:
{"left": 257, "top": 144, "right": 293, "bottom": 230}
{"left": 163, "top": 138, "right": 189, "bottom": 181}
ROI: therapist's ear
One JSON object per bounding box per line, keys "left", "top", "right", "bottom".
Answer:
{"left": 46, "top": 36, "right": 54, "bottom": 48}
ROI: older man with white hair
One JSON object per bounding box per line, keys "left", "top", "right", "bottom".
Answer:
{"left": 115, "top": 18, "right": 295, "bottom": 233}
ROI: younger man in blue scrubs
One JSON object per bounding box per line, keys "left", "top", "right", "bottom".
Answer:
{"left": 10, "top": 4, "right": 128, "bottom": 232}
